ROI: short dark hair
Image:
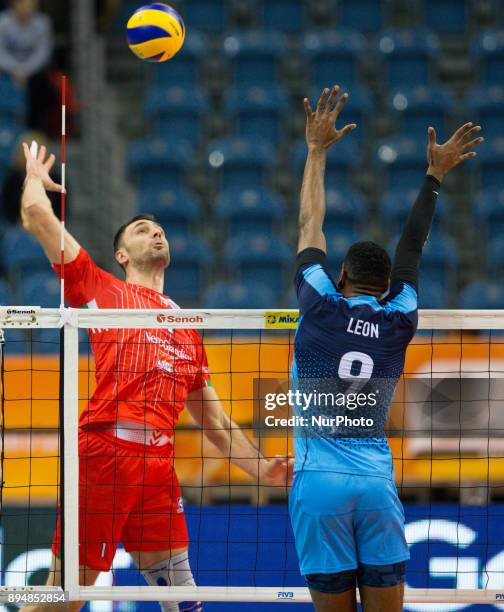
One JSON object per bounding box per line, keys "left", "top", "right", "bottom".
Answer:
{"left": 343, "top": 241, "right": 391, "bottom": 291}
{"left": 113, "top": 213, "right": 157, "bottom": 253}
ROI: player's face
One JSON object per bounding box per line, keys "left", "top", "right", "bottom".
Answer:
{"left": 13, "top": 0, "right": 38, "bottom": 20}
{"left": 120, "top": 220, "right": 170, "bottom": 270}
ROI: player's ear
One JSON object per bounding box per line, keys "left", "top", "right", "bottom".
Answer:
{"left": 115, "top": 247, "right": 128, "bottom": 268}
{"left": 337, "top": 265, "right": 346, "bottom": 291}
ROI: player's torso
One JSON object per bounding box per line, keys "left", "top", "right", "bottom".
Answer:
{"left": 292, "top": 295, "right": 414, "bottom": 478}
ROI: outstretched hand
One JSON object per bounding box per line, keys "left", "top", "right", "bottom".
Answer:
{"left": 304, "top": 85, "right": 357, "bottom": 152}
{"left": 22, "top": 142, "right": 63, "bottom": 193}
{"left": 426, "top": 122, "right": 484, "bottom": 182}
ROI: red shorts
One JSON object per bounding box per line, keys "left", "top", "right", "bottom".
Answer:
{"left": 52, "top": 430, "right": 188, "bottom": 571}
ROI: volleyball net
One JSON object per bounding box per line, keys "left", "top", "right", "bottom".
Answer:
{"left": 1, "top": 307, "right": 504, "bottom": 607}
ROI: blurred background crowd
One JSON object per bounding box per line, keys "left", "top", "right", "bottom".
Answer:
{"left": 1, "top": 0, "right": 504, "bottom": 321}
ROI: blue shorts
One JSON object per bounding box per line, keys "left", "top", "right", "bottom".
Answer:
{"left": 289, "top": 471, "right": 410, "bottom": 575}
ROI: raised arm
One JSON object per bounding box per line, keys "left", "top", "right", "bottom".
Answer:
{"left": 297, "top": 86, "right": 356, "bottom": 253}
{"left": 391, "top": 122, "right": 484, "bottom": 289}
{"left": 21, "top": 143, "right": 81, "bottom": 264}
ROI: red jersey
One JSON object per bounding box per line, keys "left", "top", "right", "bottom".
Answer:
{"left": 53, "top": 248, "right": 210, "bottom": 433}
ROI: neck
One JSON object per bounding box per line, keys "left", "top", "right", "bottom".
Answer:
{"left": 341, "top": 284, "right": 383, "bottom": 299}
{"left": 125, "top": 266, "right": 165, "bottom": 293}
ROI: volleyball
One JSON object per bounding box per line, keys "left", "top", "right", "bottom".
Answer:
{"left": 126, "top": 3, "right": 185, "bottom": 62}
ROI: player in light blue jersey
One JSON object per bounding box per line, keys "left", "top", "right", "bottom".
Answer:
{"left": 289, "top": 86, "right": 484, "bottom": 612}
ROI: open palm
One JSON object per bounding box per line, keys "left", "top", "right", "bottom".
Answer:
{"left": 22, "top": 142, "right": 63, "bottom": 193}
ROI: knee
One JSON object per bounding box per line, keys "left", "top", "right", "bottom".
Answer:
{"left": 305, "top": 568, "right": 357, "bottom": 594}
{"left": 357, "top": 562, "right": 406, "bottom": 588}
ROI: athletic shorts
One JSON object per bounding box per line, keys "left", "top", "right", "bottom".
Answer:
{"left": 289, "top": 471, "right": 409, "bottom": 575}
{"left": 52, "top": 430, "right": 188, "bottom": 571}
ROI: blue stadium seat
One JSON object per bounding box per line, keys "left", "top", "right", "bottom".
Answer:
{"left": 128, "top": 139, "right": 192, "bottom": 190}
{"left": 338, "top": 0, "right": 390, "bottom": 33}
{"left": 207, "top": 137, "right": 275, "bottom": 190}
{"left": 138, "top": 187, "right": 201, "bottom": 234}
{"left": 163, "top": 233, "right": 211, "bottom": 303}
{"left": 475, "top": 137, "right": 504, "bottom": 189}
{"left": 204, "top": 281, "right": 277, "bottom": 308}
{"left": 301, "top": 29, "right": 366, "bottom": 88}
{"left": 21, "top": 272, "right": 60, "bottom": 307}
{"left": 216, "top": 187, "right": 284, "bottom": 235}
{"left": 459, "top": 282, "right": 504, "bottom": 309}
{"left": 377, "top": 29, "right": 440, "bottom": 87}
{"left": 465, "top": 85, "right": 504, "bottom": 137}
{"left": 325, "top": 230, "right": 359, "bottom": 262}
{"left": 292, "top": 136, "right": 361, "bottom": 189}
{"left": 420, "top": 231, "right": 458, "bottom": 287}
{"left": 31, "top": 328, "right": 60, "bottom": 354}
{"left": 381, "top": 187, "right": 448, "bottom": 235}
{"left": 0, "top": 126, "right": 21, "bottom": 184}
{"left": 423, "top": 0, "right": 468, "bottom": 33}
{"left": 471, "top": 30, "right": 504, "bottom": 85}
{"left": 223, "top": 31, "right": 287, "bottom": 85}
{"left": 182, "top": 0, "right": 229, "bottom": 33}
{"left": 152, "top": 30, "right": 207, "bottom": 86}
{"left": 474, "top": 187, "right": 504, "bottom": 240}
{"left": 261, "top": 0, "right": 306, "bottom": 32}
{"left": 389, "top": 85, "right": 454, "bottom": 139}
{"left": 375, "top": 136, "right": 426, "bottom": 190}
{"left": 0, "top": 75, "right": 26, "bottom": 126}
{"left": 0, "top": 278, "right": 12, "bottom": 305}
{"left": 418, "top": 280, "right": 448, "bottom": 309}
{"left": 1, "top": 227, "right": 47, "bottom": 275}
{"left": 325, "top": 188, "right": 365, "bottom": 233}
{"left": 225, "top": 85, "right": 289, "bottom": 143}
{"left": 145, "top": 85, "right": 209, "bottom": 145}
{"left": 226, "top": 233, "right": 291, "bottom": 294}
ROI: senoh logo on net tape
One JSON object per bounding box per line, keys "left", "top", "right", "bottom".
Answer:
{"left": 264, "top": 311, "right": 299, "bottom": 329}
{"left": 156, "top": 313, "right": 206, "bottom": 325}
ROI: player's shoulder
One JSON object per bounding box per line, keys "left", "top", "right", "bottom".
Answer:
{"left": 379, "top": 281, "right": 418, "bottom": 316}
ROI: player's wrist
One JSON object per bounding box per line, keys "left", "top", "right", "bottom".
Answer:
{"left": 307, "top": 144, "right": 327, "bottom": 156}
{"left": 426, "top": 166, "right": 445, "bottom": 183}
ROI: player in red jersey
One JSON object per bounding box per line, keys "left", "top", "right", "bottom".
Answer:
{"left": 20, "top": 143, "right": 293, "bottom": 612}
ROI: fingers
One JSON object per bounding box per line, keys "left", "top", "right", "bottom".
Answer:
{"left": 452, "top": 121, "right": 473, "bottom": 142}
{"left": 47, "top": 180, "right": 63, "bottom": 193}
{"left": 331, "top": 90, "right": 349, "bottom": 117}
{"left": 37, "top": 144, "right": 46, "bottom": 163}
{"left": 428, "top": 126, "right": 436, "bottom": 147}
{"left": 325, "top": 85, "right": 340, "bottom": 112}
{"left": 457, "top": 124, "right": 481, "bottom": 144}
{"left": 340, "top": 123, "right": 357, "bottom": 136}
{"left": 459, "top": 151, "right": 477, "bottom": 162}
{"left": 316, "top": 88, "right": 330, "bottom": 113}
{"left": 303, "top": 97, "right": 313, "bottom": 118}
{"left": 44, "top": 153, "right": 56, "bottom": 172}
{"left": 22, "top": 142, "right": 30, "bottom": 160}
{"left": 462, "top": 135, "right": 484, "bottom": 151}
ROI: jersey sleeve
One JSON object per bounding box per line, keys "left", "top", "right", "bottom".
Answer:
{"left": 381, "top": 280, "right": 418, "bottom": 332}
{"left": 189, "top": 334, "right": 212, "bottom": 393}
{"left": 295, "top": 248, "right": 341, "bottom": 314}
{"left": 52, "top": 248, "right": 111, "bottom": 308}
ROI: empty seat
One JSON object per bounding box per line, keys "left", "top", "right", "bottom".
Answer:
{"left": 225, "top": 233, "right": 291, "bottom": 295}
{"left": 138, "top": 187, "right": 202, "bottom": 233}
{"left": 128, "top": 139, "right": 193, "bottom": 190}
{"left": 475, "top": 187, "right": 504, "bottom": 240}
{"left": 422, "top": 0, "right": 468, "bottom": 33}
{"left": 0, "top": 75, "right": 26, "bottom": 126}
{"left": 420, "top": 231, "right": 458, "bottom": 287}
{"left": 325, "top": 188, "right": 365, "bottom": 233}
{"left": 223, "top": 30, "right": 287, "bottom": 85}
{"left": 216, "top": 187, "right": 284, "bottom": 235}
{"left": 375, "top": 137, "right": 427, "bottom": 190}
{"left": 377, "top": 29, "right": 440, "bottom": 87}
{"left": 338, "top": 0, "right": 390, "bottom": 33}
{"left": 204, "top": 281, "right": 277, "bottom": 308}
{"left": 471, "top": 29, "right": 504, "bottom": 85}
{"left": 292, "top": 136, "right": 361, "bottom": 189}
{"left": 325, "top": 230, "right": 360, "bottom": 262}
{"left": 207, "top": 137, "right": 275, "bottom": 190}
{"left": 152, "top": 30, "right": 207, "bottom": 86}
{"left": 182, "top": 0, "right": 229, "bottom": 33}
{"left": 389, "top": 85, "right": 454, "bottom": 139}
{"left": 418, "top": 280, "right": 449, "bottom": 309}
{"left": 0, "top": 278, "right": 12, "bottom": 305}
{"left": 163, "top": 233, "right": 211, "bottom": 303}
{"left": 225, "top": 85, "right": 289, "bottom": 143}
{"left": 465, "top": 85, "right": 504, "bottom": 137}
{"left": 1, "top": 227, "right": 48, "bottom": 276}
{"left": 381, "top": 187, "right": 448, "bottom": 235}
{"left": 474, "top": 136, "right": 504, "bottom": 189}
{"left": 302, "top": 29, "right": 366, "bottom": 87}
{"left": 21, "top": 272, "right": 60, "bottom": 307}
{"left": 0, "top": 126, "right": 21, "bottom": 183}
{"left": 145, "top": 85, "right": 209, "bottom": 145}
{"left": 261, "top": 0, "right": 306, "bottom": 32}
{"left": 459, "top": 282, "right": 504, "bottom": 309}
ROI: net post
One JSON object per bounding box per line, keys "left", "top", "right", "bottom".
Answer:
{"left": 63, "top": 314, "right": 79, "bottom": 600}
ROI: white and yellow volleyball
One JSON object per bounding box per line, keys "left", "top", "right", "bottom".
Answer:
{"left": 126, "top": 3, "right": 185, "bottom": 63}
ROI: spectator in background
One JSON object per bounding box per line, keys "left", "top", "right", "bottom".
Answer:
{"left": 1, "top": 131, "right": 66, "bottom": 224}
{"left": 0, "top": 0, "right": 53, "bottom": 131}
